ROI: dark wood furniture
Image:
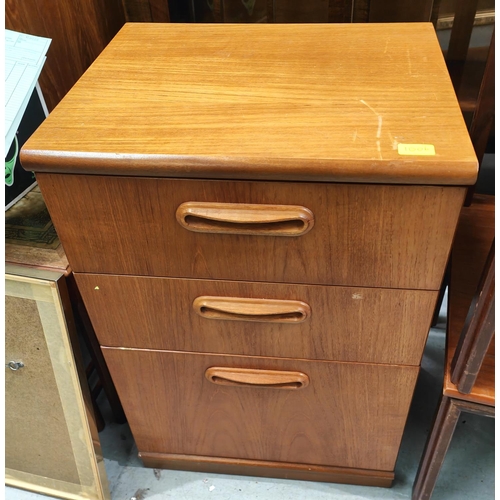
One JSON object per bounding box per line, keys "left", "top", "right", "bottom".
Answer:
{"left": 412, "top": 194, "right": 495, "bottom": 500}
{"left": 5, "top": 0, "right": 125, "bottom": 111}
{"left": 121, "top": 0, "right": 170, "bottom": 22}
{"left": 21, "top": 23, "right": 478, "bottom": 487}
{"left": 166, "top": 0, "right": 437, "bottom": 23}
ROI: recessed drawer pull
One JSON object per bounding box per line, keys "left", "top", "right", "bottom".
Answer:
{"left": 176, "top": 202, "right": 314, "bottom": 236}
{"left": 193, "top": 296, "right": 311, "bottom": 324}
{"left": 205, "top": 367, "right": 309, "bottom": 389}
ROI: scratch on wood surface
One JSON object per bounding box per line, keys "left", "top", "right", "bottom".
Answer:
{"left": 359, "top": 99, "right": 379, "bottom": 116}
{"left": 376, "top": 116, "right": 382, "bottom": 139}
{"left": 352, "top": 130, "right": 358, "bottom": 142}
{"left": 388, "top": 130, "right": 398, "bottom": 150}
{"left": 360, "top": 100, "right": 383, "bottom": 158}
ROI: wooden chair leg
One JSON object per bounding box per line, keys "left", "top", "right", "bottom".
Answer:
{"left": 412, "top": 396, "right": 460, "bottom": 500}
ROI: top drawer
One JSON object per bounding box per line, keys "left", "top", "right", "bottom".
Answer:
{"left": 37, "top": 173, "right": 464, "bottom": 289}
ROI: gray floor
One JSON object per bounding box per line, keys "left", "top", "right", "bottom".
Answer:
{"left": 6, "top": 292, "right": 495, "bottom": 499}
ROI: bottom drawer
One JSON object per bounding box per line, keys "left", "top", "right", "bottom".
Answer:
{"left": 103, "top": 348, "right": 418, "bottom": 472}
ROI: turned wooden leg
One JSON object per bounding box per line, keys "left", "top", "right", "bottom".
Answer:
{"left": 412, "top": 396, "right": 460, "bottom": 500}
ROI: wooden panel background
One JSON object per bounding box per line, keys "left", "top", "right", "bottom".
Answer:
{"left": 122, "top": 0, "right": 171, "bottom": 21}
{"left": 6, "top": 0, "right": 126, "bottom": 111}
{"left": 166, "top": 0, "right": 438, "bottom": 23}
{"left": 368, "top": 0, "right": 434, "bottom": 22}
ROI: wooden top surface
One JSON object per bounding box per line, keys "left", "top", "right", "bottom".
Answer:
{"left": 21, "top": 23, "right": 477, "bottom": 185}
{"left": 444, "top": 195, "right": 495, "bottom": 406}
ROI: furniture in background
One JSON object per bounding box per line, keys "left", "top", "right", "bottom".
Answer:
{"left": 5, "top": 263, "right": 110, "bottom": 500}
{"left": 5, "top": 186, "right": 126, "bottom": 430}
{"left": 5, "top": 0, "right": 125, "bottom": 112}
{"left": 444, "top": 0, "right": 495, "bottom": 126}
{"left": 166, "top": 0, "right": 439, "bottom": 23}
{"left": 464, "top": 30, "right": 494, "bottom": 201}
{"left": 413, "top": 194, "right": 495, "bottom": 500}
{"left": 121, "top": 0, "right": 170, "bottom": 22}
{"left": 122, "top": 0, "right": 493, "bottom": 27}
{"left": 21, "top": 23, "right": 478, "bottom": 487}
{"left": 430, "top": 22, "right": 493, "bottom": 325}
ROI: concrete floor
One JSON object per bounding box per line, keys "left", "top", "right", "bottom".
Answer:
{"left": 6, "top": 292, "right": 495, "bottom": 500}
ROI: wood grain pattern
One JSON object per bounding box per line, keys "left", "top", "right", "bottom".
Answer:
{"left": 139, "top": 451, "right": 394, "bottom": 487}
{"left": 444, "top": 194, "right": 495, "bottom": 405}
{"left": 21, "top": 24, "right": 477, "bottom": 185}
{"left": 76, "top": 273, "right": 437, "bottom": 365}
{"left": 102, "top": 347, "right": 419, "bottom": 472}
{"left": 6, "top": 0, "right": 125, "bottom": 112}
{"left": 4, "top": 243, "right": 69, "bottom": 276}
{"left": 38, "top": 175, "right": 465, "bottom": 290}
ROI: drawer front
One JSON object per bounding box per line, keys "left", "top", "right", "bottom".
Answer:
{"left": 102, "top": 348, "right": 419, "bottom": 472}
{"left": 38, "top": 174, "right": 464, "bottom": 289}
{"left": 78, "top": 273, "right": 437, "bottom": 365}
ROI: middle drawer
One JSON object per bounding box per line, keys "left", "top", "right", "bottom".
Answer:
{"left": 76, "top": 273, "right": 436, "bottom": 365}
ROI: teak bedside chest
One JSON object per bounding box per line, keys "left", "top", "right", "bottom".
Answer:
{"left": 22, "top": 23, "right": 477, "bottom": 487}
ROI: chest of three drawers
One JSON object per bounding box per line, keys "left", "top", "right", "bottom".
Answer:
{"left": 22, "top": 23, "right": 477, "bottom": 487}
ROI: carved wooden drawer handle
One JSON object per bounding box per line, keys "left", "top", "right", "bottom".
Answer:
{"left": 176, "top": 202, "right": 314, "bottom": 236}
{"left": 205, "top": 367, "right": 309, "bottom": 389}
{"left": 193, "top": 296, "right": 310, "bottom": 323}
